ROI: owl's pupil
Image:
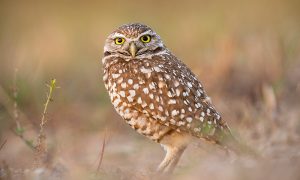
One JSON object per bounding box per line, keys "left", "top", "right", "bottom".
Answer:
{"left": 117, "top": 38, "right": 122, "bottom": 43}
{"left": 142, "top": 36, "right": 148, "bottom": 41}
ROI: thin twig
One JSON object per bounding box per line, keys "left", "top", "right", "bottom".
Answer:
{"left": 39, "top": 79, "right": 57, "bottom": 135}
{"left": 0, "top": 139, "right": 7, "bottom": 151}
{"left": 13, "top": 68, "right": 21, "bottom": 129}
{"left": 10, "top": 127, "right": 35, "bottom": 150}
{"left": 96, "top": 129, "right": 108, "bottom": 174}
{"left": 9, "top": 69, "right": 35, "bottom": 150}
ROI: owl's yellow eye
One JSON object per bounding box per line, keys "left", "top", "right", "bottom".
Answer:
{"left": 115, "top": 37, "right": 125, "bottom": 45}
{"left": 140, "top": 35, "right": 151, "bottom": 43}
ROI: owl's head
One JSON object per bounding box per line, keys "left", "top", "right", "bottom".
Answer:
{"left": 104, "top": 23, "right": 165, "bottom": 59}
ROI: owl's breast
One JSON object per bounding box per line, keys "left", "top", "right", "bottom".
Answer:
{"left": 103, "top": 58, "right": 173, "bottom": 141}
{"left": 104, "top": 59, "right": 158, "bottom": 114}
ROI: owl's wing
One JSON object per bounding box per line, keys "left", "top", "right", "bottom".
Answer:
{"left": 128, "top": 54, "right": 234, "bottom": 145}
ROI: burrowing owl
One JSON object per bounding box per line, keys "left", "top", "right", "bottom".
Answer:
{"left": 102, "top": 23, "right": 239, "bottom": 173}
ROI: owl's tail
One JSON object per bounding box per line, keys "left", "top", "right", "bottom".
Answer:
{"left": 216, "top": 126, "right": 261, "bottom": 158}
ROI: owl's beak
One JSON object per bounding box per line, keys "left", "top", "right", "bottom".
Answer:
{"left": 129, "top": 42, "right": 137, "bottom": 58}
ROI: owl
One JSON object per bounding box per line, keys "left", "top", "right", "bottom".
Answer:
{"left": 102, "top": 23, "right": 239, "bottom": 173}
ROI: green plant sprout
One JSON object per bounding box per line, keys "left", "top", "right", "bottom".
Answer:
{"left": 34, "top": 79, "right": 59, "bottom": 168}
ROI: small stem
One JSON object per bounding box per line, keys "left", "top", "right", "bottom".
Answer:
{"left": 0, "top": 139, "right": 7, "bottom": 151}
{"left": 96, "top": 129, "right": 109, "bottom": 174}
{"left": 34, "top": 79, "right": 58, "bottom": 168}
{"left": 13, "top": 68, "right": 20, "bottom": 129}
{"left": 39, "top": 79, "right": 56, "bottom": 136}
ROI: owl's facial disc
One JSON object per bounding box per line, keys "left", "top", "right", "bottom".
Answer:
{"left": 104, "top": 23, "right": 165, "bottom": 59}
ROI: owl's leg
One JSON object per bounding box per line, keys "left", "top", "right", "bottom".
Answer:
{"left": 157, "top": 131, "right": 191, "bottom": 174}
{"left": 157, "top": 145, "right": 186, "bottom": 173}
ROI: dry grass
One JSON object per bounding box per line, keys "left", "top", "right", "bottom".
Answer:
{"left": 95, "top": 129, "right": 108, "bottom": 175}
{"left": 0, "top": 140, "right": 7, "bottom": 152}
{"left": 0, "top": 0, "right": 300, "bottom": 179}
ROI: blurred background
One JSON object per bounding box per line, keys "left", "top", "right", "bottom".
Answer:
{"left": 0, "top": 0, "right": 300, "bottom": 179}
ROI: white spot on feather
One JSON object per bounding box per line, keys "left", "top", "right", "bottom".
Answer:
{"left": 186, "top": 117, "right": 193, "bottom": 123}
{"left": 143, "top": 88, "right": 149, "bottom": 94}
{"left": 171, "top": 110, "right": 179, "bottom": 117}
{"left": 129, "top": 90, "right": 136, "bottom": 97}
{"left": 119, "top": 91, "right": 125, "bottom": 97}
{"left": 176, "top": 89, "right": 181, "bottom": 96}
{"left": 113, "top": 98, "right": 121, "bottom": 107}
{"left": 174, "top": 80, "right": 180, "bottom": 87}
{"left": 121, "top": 82, "right": 127, "bottom": 88}
{"left": 128, "top": 79, "right": 133, "bottom": 85}
{"left": 149, "top": 82, "right": 155, "bottom": 89}
{"left": 168, "top": 99, "right": 177, "bottom": 104}
{"left": 112, "top": 74, "right": 120, "bottom": 79}
{"left": 141, "top": 67, "right": 152, "bottom": 73}
{"left": 153, "top": 66, "right": 162, "bottom": 72}
{"left": 158, "top": 106, "right": 164, "bottom": 112}
{"left": 133, "top": 84, "right": 139, "bottom": 90}
{"left": 127, "top": 96, "right": 133, "bottom": 102}
{"left": 199, "top": 117, "right": 204, "bottom": 122}
{"left": 149, "top": 103, "right": 154, "bottom": 109}
{"left": 149, "top": 93, "right": 154, "bottom": 99}
{"left": 137, "top": 97, "right": 142, "bottom": 104}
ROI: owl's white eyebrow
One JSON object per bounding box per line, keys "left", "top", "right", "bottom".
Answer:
{"left": 138, "top": 30, "right": 153, "bottom": 37}
{"left": 111, "top": 33, "right": 126, "bottom": 38}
